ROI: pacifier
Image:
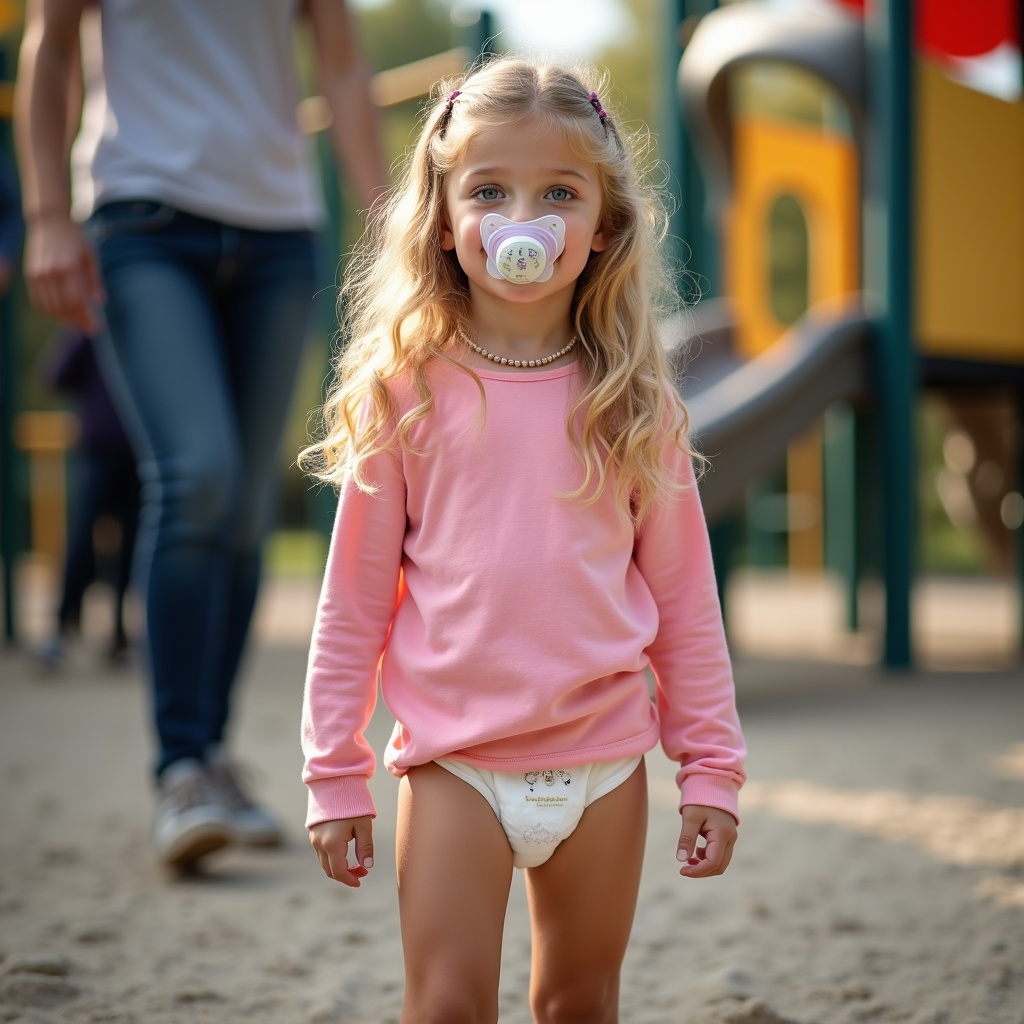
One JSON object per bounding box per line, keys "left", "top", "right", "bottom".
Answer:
{"left": 481, "top": 213, "right": 566, "bottom": 284}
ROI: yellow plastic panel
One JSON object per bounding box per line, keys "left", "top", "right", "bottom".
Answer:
{"left": 726, "top": 117, "right": 860, "bottom": 358}
{"left": 915, "top": 62, "right": 1024, "bottom": 364}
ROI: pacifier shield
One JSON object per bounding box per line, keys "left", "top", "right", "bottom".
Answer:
{"left": 481, "top": 214, "right": 566, "bottom": 284}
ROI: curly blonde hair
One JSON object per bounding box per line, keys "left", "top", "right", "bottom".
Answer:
{"left": 300, "top": 55, "right": 700, "bottom": 524}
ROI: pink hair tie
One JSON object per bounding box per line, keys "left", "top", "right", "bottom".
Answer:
{"left": 588, "top": 91, "right": 608, "bottom": 122}
{"left": 437, "top": 89, "right": 461, "bottom": 137}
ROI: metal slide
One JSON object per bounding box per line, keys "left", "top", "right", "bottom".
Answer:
{"left": 662, "top": 300, "right": 875, "bottom": 524}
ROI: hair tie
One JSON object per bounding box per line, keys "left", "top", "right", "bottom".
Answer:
{"left": 437, "top": 89, "right": 461, "bottom": 138}
{"left": 588, "top": 91, "right": 608, "bottom": 122}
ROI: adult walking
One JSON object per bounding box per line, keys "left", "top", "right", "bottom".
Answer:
{"left": 15, "top": 0, "right": 387, "bottom": 869}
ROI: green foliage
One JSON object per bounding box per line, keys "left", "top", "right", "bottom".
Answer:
{"left": 266, "top": 529, "right": 329, "bottom": 577}
{"left": 356, "top": 0, "right": 454, "bottom": 72}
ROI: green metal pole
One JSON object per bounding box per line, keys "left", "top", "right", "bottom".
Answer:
{"left": 670, "top": 0, "right": 727, "bottom": 611}
{"left": 866, "top": 0, "right": 915, "bottom": 668}
{"left": 673, "top": 0, "right": 718, "bottom": 301}
{"left": 463, "top": 8, "right": 496, "bottom": 62}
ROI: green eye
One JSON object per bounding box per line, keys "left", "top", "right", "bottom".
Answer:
{"left": 475, "top": 186, "right": 502, "bottom": 201}
{"left": 547, "top": 187, "right": 573, "bottom": 201}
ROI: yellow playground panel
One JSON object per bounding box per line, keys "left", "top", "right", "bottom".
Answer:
{"left": 726, "top": 64, "right": 1024, "bottom": 368}
{"left": 725, "top": 117, "right": 861, "bottom": 360}
{"left": 915, "top": 62, "right": 1024, "bottom": 365}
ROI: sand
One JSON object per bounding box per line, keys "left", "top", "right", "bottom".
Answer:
{"left": 2, "top": 575, "right": 1023, "bottom": 1024}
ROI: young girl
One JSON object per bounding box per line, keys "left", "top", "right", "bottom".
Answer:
{"left": 300, "top": 55, "right": 746, "bottom": 1024}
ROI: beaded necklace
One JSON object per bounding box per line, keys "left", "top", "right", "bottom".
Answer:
{"left": 462, "top": 333, "right": 577, "bottom": 369}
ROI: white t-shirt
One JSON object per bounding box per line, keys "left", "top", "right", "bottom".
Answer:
{"left": 72, "top": 0, "right": 325, "bottom": 230}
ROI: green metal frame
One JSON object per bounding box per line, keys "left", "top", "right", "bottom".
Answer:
{"left": 865, "top": 0, "right": 915, "bottom": 668}
{"left": 664, "top": 0, "right": 718, "bottom": 303}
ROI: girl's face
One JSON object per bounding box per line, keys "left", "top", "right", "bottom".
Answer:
{"left": 440, "top": 117, "right": 608, "bottom": 306}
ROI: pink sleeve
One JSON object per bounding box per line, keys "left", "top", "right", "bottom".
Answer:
{"left": 300, "top": 446, "right": 407, "bottom": 827}
{"left": 633, "top": 438, "right": 747, "bottom": 822}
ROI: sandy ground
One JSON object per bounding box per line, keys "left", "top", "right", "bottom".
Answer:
{"left": 2, "top": 572, "right": 1023, "bottom": 1024}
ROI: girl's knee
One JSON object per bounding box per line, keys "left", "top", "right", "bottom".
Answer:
{"left": 531, "top": 977, "right": 618, "bottom": 1024}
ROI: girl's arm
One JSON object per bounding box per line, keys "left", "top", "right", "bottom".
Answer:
{"left": 304, "top": 0, "right": 389, "bottom": 214}
{"left": 301, "top": 443, "right": 407, "bottom": 828}
{"left": 634, "top": 432, "right": 747, "bottom": 873}
{"left": 15, "top": 0, "right": 104, "bottom": 333}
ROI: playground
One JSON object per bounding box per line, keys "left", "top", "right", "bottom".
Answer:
{"left": 1, "top": 0, "right": 1023, "bottom": 1021}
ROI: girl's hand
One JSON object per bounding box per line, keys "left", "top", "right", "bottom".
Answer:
{"left": 309, "top": 816, "right": 374, "bottom": 887}
{"left": 676, "top": 804, "right": 737, "bottom": 878}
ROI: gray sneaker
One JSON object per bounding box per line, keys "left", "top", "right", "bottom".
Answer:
{"left": 206, "top": 755, "right": 284, "bottom": 848}
{"left": 153, "top": 759, "right": 233, "bottom": 868}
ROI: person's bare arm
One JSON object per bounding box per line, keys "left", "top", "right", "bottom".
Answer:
{"left": 15, "top": 0, "right": 104, "bottom": 331}
{"left": 305, "top": 0, "right": 389, "bottom": 214}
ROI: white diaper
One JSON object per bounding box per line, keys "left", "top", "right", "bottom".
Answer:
{"left": 435, "top": 755, "right": 642, "bottom": 869}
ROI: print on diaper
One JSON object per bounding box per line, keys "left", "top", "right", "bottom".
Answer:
{"left": 524, "top": 769, "right": 571, "bottom": 791}
{"left": 520, "top": 823, "right": 563, "bottom": 846}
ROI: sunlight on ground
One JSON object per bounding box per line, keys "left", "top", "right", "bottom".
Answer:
{"left": 736, "top": 779, "right": 1024, "bottom": 869}
{"left": 726, "top": 569, "right": 1021, "bottom": 669}
{"left": 651, "top": 745, "right": 1024, "bottom": 909}
{"left": 993, "top": 741, "right": 1024, "bottom": 780}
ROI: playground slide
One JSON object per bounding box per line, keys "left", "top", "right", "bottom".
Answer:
{"left": 661, "top": 300, "right": 875, "bottom": 523}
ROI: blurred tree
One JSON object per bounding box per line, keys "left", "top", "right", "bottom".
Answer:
{"left": 359, "top": 0, "right": 454, "bottom": 71}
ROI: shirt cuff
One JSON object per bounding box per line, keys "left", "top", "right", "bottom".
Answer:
{"left": 305, "top": 775, "right": 377, "bottom": 827}
{"left": 678, "top": 773, "right": 741, "bottom": 824}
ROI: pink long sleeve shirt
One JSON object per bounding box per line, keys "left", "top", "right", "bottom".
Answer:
{"left": 301, "top": 360, "right": 746, "bottom": 827}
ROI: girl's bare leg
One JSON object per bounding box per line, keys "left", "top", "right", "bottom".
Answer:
{"left": 525, "top": 760, "right": 648, "bottom": 1024}
{"left": 397, "top": 762, "right": 515, "bottom": 1024}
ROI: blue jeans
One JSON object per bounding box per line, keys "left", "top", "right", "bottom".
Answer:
{"left": 88, "top": 201, "right": 318, "bottom": 776}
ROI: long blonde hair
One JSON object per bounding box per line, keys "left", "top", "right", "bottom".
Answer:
{"left": 300, "top": 55, "right": 700, "bottom": 524}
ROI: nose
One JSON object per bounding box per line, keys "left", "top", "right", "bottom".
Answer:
{"left": 507, "top": 199, "right": 538, "bottom": 224}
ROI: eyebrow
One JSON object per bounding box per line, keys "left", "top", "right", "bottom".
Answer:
{"left": 462, "top": 166, "right": 592, "bottom": 182}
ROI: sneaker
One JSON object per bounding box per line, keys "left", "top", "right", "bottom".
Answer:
{"left": 153, "top": 759, "right": 234, "bottom": 868}
{"left": 206, "top": 754, "right": 284, "bottom": 848}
